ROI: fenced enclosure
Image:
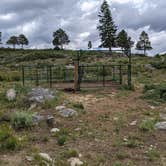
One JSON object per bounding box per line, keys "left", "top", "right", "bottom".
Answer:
{"left": 22, "top": 64, "right": 131, "bottom": 90}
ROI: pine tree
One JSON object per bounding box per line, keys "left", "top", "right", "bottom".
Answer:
{"left": 18, "top": 34, "right": 29, "bottom": 49}
{"left": 97, "top": 0, "right": 117, "bottom": 51}
{"left": 0, "top": 32, "right": 2, "bottom": 45}
{"left": 117, "top": 30, "right": 134, "bottom": 53}
{"left": 88, "top": 41, "right": 92, "bottom": 49}
{"left": 6, "top": 36, "right": 19, "bottom": 49}
{"left": 136, "top": 31, "right": 152, "bottom": 55}
{"left": 53, "top": 29, "right": 70, "bottom": 50}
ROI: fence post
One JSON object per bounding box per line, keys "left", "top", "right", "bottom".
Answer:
{"left": 22, "top": 66, "right": 25, "bottom": 86}
{"left": 74, "top": 62, "right": 79, "bottom": 92}
{"left": 128, "top": 64, "right": 132, "bottom": 88}
{"left": 49, "top": 66, "right": 52, "bottom": 88}
{"left": 112, "top": 66, "right": 115, "bottom": 81}
{"left": 119, "top": 65, "right": 122, "bottom": 84}
{"left": 103, "top": 65, "right": 105, "bottom": 87}
{"left": 35, "top": 67, "right": 39, "bottom": 86}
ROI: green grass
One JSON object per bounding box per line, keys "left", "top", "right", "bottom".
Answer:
{"left": 139, "top": 119, "right": 157, "bottom": 132}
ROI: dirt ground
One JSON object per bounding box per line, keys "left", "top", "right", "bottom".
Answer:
{"left": 0, "top": 87, "right": 166, "bottom": 166}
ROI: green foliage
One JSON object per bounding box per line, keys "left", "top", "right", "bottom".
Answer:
{"left": 54, "top": 128, "right": 69, "bottom": 146}
{"left": 53, "top": 28, "right": 70, "bottom": 49}
{"left": 143, "top": 83, "right": 166, "bottom": 103}
{"left": 72, "top": 102, "right": 84, "bottom": 110}
{"left": 0, "top": 125, "right": 20, "bottom": 151}
{"left": 139, "top": 119, "right": 156, "bottom": 132}
{"left": 97, "top": 0, "right": 117, "bottom": 50}
{"left": 18, "top": 34, "right": 29, "bottom": 48}
{"left": 11, "top": 111, "right": 34, "bottom": 130}
{"left": 136, "top": 31, "right": 152, "bottom": 55}
{"left": 146, "top": 147, "right": 160, "bottom": 161}
{"left": 117, "top": 30, "right": 134, "bottom": 52}
{"left": 63, "top": 149, "right": 78, "bottom": 158}
{"left": 113, "top": 161, "right": 124, "bottom": 166}
{"left": 6, "top": 36, "right": 19, "bottom": 49}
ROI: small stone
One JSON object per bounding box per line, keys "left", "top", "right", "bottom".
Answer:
{"left": 50, "top": 128, "right": 60, "bottom": 133}
{"left": 39, "top": 153, "right": 52, "bottom": 162}
{"left": 75, "top": 128, "right": 81, "bottom": 131}
{"left": 32, "top": 114, "right": 45, "bottom": 124}
{"left": 56, "top": 105, "right": 66, "bottom": 112}
{"left": 46, "top": 115, "right": 55, "bottom": 127}
{"left": 26, "top": 156, "right": 34, "bottom": 162}
{"left": 155, "top": 122, "right": 166, "bottom": 130}
{"left": 28, "top": 103, "right": 37, "bottom": 111}
{"left": 59, "top": 108, "right": 78, "bottom": 118}
{"left": 149, "top": 106, "right": 155, "bottom": 110}
{"left": 160, "top": 113, "right": 166, "bottom": 120}
{"left": 68, "top": 157, "right": 83, "bottom": 166}
{"left": 130, "top": 120, "right": 137, "bottom": 126}
{"left": 6, "top": 89, "right": 16, "bottom": 101}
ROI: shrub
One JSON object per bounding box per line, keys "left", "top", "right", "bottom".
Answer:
{"left": 0, "top": 125, "right": 20, "bottom": 151}
{"left": 139, "top": 119, "right": 156, "bottom": 132}
{"left": 63, "top": 149, "right": 78, "bottom": 158}
{"left": 57, "top": 135, "right": 67, "bottom": 146}
{"left": 11, "top": 111, "right": 34, "bottom": 129}
{"left": 146, "top": 147, "right": 160, "bottom": 161}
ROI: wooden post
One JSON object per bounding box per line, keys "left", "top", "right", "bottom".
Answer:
{"left": 49, "top": 66, "right": 52, "bottom": 88}
{"left": 35, "top": 67, "right": 39, "bottom": 86}
{"left": 22, "top": 66, "right": 25, "bottom": 86}
{"left": 119, "top": 65, "right": 122, "bottom": 84}
{"left": 74, "top": 62, "right": 79, "bottom": 92}
{"left": 103, "top": 65, "right": 105, "bottom": 87}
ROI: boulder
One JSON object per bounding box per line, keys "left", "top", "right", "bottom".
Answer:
{"left": 155, "top": 122, "right": 166, "bottom": 130}
{"left": 50, "top": 128, "right": 60, "bottom": 133}
{"left": 32, "top": 114, "right": 45, "bottom": 124}
{"left": 46, "top": 115, "right": 55, "bottom": 127}
{"left": 56, "top": 105, "right": 66, "bottom": 112}
{"left": 38, "top": 153, "right": 52, "bottom": 162}
{"left": 160, "top": 113, "right": 166, "bottom": 120}
{"left": 29, "top": 88, "right": 55, "bottom": 103}
{"left": 68, "top": 157, "right": 83, "bottom": 166}
{"left": 59, "top": 108, "right": 78, "bottom": 118}
{"left": 6, "top": 89, "right": 16, "bottom": 101}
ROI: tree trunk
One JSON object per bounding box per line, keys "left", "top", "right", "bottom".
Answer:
{"left": 109, "top": 47, "right": 112, "bottom": 55}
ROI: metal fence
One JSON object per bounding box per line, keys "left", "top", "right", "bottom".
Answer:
{"left": 21, "top": 64, "right": 131, "bottom": 90}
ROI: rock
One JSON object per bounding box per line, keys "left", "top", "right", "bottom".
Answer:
{"left": 32, "top": 114, "right": 45, "bottom": 124}
{"left": 155, "top": 122, "right": 166, "bottom": 130}
{"left": 59, "top": 108, "right": 78, "bottom": 118}
{"left": 28, "top": 103, "right": 37, "bottom": 111}
{"left": 29, "top": 88, "right": 55, "bottom": 103}
{"left": 149, "top": 106, "right": 155, "bottom": 110}
{"left": 46, "top": 115, "right": 55, "bottom": 127}
{"left": 50, "top": 128, "right": 60, "bottom": 133}
{"left": 56, "top": 105, "right": 66, "bottom": 112}
{"left": 25, "top": 156, "right": 34, "bottom": 162}
{"left": 68, "top": 158, "right": 83, "bottom": 166}
{"left": 6, "top": 89, "right": 16, "bottom": 101}
{"left": 38, "top": 153, "right": 52, "bottom": 162}
{"left": 130, "top": 120, "right": 137, "bottom": 126}
{"left": 144, "top": 64, "right": 155, "bottom": 71}
{"left": 160, "top": 113, "right": 166, "bottom": 120}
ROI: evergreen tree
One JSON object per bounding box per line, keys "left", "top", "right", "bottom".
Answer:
{"left": 6, "top": 36, "right": 18, "bottom": 49}
{"left": 117, "top": 29, "right": 134, "bottom": 53}
{"left": 88, "top": 41, "right": 92, "bottom": 49}
{"left": 136, "top": 31, "right": 152, "bottom": 55}
{"left": 18, "top": 34, "right": 29, "bottom": 49}
{"left": 97, "top": 0, "right": 117, "bottom": 51}
{"left": 53, "top": 28, "right": 70, "bottom": 49}
{"left": 0, "top": 32, "right": 2, "bottom": 45}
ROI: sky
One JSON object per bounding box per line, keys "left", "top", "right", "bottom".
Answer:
{"left": 0, "top": 0, "right": 166, "bottom": 55}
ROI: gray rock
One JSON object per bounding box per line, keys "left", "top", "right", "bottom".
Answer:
{"left": 29, "top": 87, "right": 55, "bottom": 103}
{"left": 155, "top": 122, "right": 166, "bottom": 130}
{"left": 46, "top": 115, "right": 55, "bottom": 127}
{"left": 59, "top": 108, "right": 78, "bottom": 118}
{"left": 32, "top": 114, "right": 45, "bottom": 124}
{"left": 56, "top": 105, "right": 66, "bottom": 112}
{"left": 160, "top": 113, "right": 166, "bottom": 120}
{"left": 144, "top": 64, "right": 155, "bottom": 71}
{"left": 6, "top": 89, "right": 16, "bottom": 101}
